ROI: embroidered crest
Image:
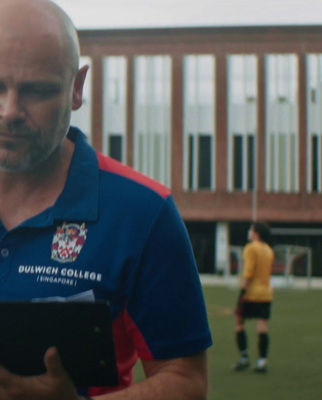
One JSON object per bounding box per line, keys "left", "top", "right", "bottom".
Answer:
{"left": 51, "top": 222, "right": 87, "bottom": 263}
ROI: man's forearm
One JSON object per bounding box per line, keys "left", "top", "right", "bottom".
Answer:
{"left": 88, "top": 352, "right": 208, "bottom": 400}
{"left": 90, "top": 372, "right": 206, "bottom": 400}
{"left": 241, "top": 278, "right": 250, "bottom": 290}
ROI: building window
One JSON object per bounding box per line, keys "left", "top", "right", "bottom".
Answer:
{"left": 70, "top": 56, "right": 92, "bottom": 142}
{"left": 307, "top": 54, "right": 322, "bottom": 193}
{"left": 227, "top": 55, "right": 257, "bottom": 191}
{"left": 133, "top": 56, "right": 171, "bottom": 187}
{"left": 183, "top": 55, "right": 215, "bottom": 191}
{"left": 102, "top": 56, "right": 127, "bottom": 163}
{"left": 265, "top": 54, "right": 299, "bottom": 193}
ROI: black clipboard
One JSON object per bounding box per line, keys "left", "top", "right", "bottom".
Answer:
{"left": 0, "top": 301, "right": 119, "bottom": 387}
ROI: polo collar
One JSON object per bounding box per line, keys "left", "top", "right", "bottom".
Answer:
{"left": 53, "top": 127, "right": 99, "bottom": 222}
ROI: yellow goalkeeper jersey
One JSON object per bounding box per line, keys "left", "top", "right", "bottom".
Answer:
{"left": 242, "top": 241, "right": 274, "bottom": 302}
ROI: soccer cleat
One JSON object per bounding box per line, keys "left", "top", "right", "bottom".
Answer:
{"left": 233, "top": 359, "right": 250, "bottom": 371}
{"left": 253, "top": 363, "right": 268, "bottom": 373}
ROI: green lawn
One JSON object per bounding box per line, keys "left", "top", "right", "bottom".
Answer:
{"left": 134, "top": 285, "right": 322, "bottom": 400}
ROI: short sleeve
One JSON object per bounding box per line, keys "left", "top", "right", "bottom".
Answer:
{"left": 123, "top": 195, "right": 212, "bottom": 360}
{"left": 243, "top": 243, "right": 256, "bottom": 279}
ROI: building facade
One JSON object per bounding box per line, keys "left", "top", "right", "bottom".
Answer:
{"left": 71, "top": 25, "right": 322, "bottom": 276}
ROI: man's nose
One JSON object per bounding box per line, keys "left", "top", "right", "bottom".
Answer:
{"left": 0, "top": 90, "right": 26, "bottom": 122}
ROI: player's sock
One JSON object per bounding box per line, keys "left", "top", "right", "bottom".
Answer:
{"left": 236, "top": 330, "right": 248, "bottom": 359}
{"left": 258, "top": 332, "right": 269, "bottom": 358}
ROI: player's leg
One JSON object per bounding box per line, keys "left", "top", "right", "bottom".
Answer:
{"left": 254, "top": 317, "right": 269, "bottom": 372}
{"left": 233, "top": 313, "right": 250, "bottom": 370}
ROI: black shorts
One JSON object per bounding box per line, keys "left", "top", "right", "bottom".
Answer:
{"left": 242, "top": 301, "right": 272, "bottom": 320}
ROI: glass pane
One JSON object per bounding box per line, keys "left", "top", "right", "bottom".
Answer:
{"left": 233, "top": 135, "right": 243, "bottom": 190}
{"left": 134, "top": 56, "right": 171, "bottom": 187}
{"left": 307, "top": 54, "right": 322, "bottom": 193}
{"left": 269, "top": 135, "right": 275, "bottom": 191}
{"left": 199, "top": 135, "right": 212, "bottom": 189}
{"left": 102, "top": 56, "right": 127, "bottom": 162}
{"left": 109, "top": 135, "right": 123, "bottom": 162}
{"left": 153, "top": 134, "right": 162, "bottom": 182}
{"left": 188, "top": 135, "right": 194, "bottom": 190}
{"left": 311, "top": 135, "right": 319, "bottom": 192}
{"left": 279, "top": 134, "right": 288, "bottom": 191}
{"left": 183, "top": 55, "right": 215, "bottom": 191}
{"left": 227, "top": 55, "right": 257, "bottom": 192}
{"left": 266, "top": 54, "right": 298, "bottom": 192}
{"left": 247, "top": 135, "right": 255, "bottom": 190}
{"left": 290, "top": 135, "right": 297, "bottom": 192}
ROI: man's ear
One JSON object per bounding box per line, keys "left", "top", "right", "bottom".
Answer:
{"left": 72, "top": 64, "right": 89, "bottom": 111}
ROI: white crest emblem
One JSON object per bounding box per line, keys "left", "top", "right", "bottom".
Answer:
{"left": 51, "top": 222, "right": 87, "bottom": 263}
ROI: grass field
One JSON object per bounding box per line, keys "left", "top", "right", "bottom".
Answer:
{"left": 134, "top": 284, "right": 322, "bottom": 400}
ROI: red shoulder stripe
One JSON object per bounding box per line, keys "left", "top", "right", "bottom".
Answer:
{"left": 97, "top": 152, "right": 171, "bottom": 199}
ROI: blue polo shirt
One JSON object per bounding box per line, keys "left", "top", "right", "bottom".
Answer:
{"left": 0, "top": 127, "right": 212, "bottom": 395}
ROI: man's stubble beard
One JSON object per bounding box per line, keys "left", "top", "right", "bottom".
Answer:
{"left": 0, "top": 126, "right": 66, "bottom": 173}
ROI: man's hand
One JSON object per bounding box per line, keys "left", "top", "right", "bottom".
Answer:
{"left": 235, "top": 288, "right": 246, "bottom": 316}
{"left": 0, "top": 347, "right": 80, "bottom": 400}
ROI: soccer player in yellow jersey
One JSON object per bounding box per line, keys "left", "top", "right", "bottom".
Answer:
{"left": 233, "top": 222, "right": 274, "bottom": 373}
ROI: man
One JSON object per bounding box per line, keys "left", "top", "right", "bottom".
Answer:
{"left": 233, "top": 222, "right": 274, "bottom": 373}
{"left": 0, "top": 0, "right": 212, "bottom": 399}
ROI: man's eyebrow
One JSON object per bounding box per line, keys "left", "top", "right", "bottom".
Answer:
{"left": 19, "top": 81, "right": 62, "bottom": 89}
{"left": 0, "top": 80, "right": 62, "bottom": 93}
{"left": 18, "top": 81, "right": 63, "bottom": 95}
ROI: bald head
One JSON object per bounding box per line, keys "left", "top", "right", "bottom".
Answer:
{"left": 0, "top": 0, "right": 80, "bottom": 76}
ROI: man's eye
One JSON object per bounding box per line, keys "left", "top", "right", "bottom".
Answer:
{"left": 27, "top": 88, "right": 53, "bottom": 97}
{"left": 34, "top": 89, "right": 53, "bottom": 98}
{"left": 20, "top": 85, "right": 60, "bottom": 99}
